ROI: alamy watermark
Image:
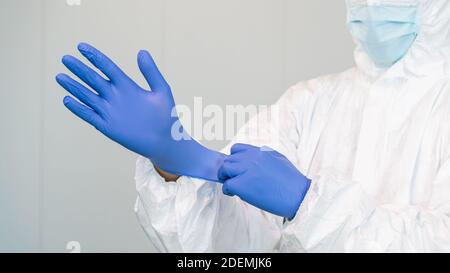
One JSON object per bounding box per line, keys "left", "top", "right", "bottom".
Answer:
{"left": 171, "top": 97, "right": 282, "bottom": 147}
{"left": 66, "top": 0, "right": 81, "bottom": 6}
{"left": 66, "top": 241, "right": 82, "bottom": 253}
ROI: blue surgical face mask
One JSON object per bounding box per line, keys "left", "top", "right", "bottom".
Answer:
{"left": 347, "top": 5, "right": 419, "bottom": 68}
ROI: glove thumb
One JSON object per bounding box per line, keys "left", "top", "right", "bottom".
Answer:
{"left": 137, "top": 50, "right": 170, "bottom": 93}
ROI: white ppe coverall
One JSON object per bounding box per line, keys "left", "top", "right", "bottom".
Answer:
{"left": 134, "top": 0, "right": 450, "bottom": 252}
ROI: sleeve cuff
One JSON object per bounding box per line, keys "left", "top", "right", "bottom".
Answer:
{"left": 135, "top": 156, "right": 180, "bottom": 202}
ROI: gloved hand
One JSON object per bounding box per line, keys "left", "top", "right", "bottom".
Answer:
{"left": 218, "top": 144, "right": 311, "bottom": 219}
{"left": 56, "top": 43, "right": 225, "bottom": 181}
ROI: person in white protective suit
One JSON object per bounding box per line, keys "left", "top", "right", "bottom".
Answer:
{"left": 131, "top": 0, "right": 450, "bottom": 252}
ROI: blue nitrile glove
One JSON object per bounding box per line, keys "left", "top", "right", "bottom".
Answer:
{"left": 218, "top": 144, "right": 311, "bottom": 219}
{"left": 56, "top": 43, "right": 225, "bottom": 181}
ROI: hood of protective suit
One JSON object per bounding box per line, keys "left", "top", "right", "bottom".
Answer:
{"left": 347, "top": 0, "right": 450, "bottom": 79}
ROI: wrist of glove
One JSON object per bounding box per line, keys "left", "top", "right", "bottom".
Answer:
{"left": 151, "top": 139, "right": 226, "bottom": 182}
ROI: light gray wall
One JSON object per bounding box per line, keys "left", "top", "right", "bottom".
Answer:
{"left": 0, "top": 0, "right": 354, "bottom": 252}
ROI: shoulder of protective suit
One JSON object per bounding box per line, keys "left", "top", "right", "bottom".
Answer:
{"left": 442, "top": 75, "right": 450, "bottom": 85}
{"left": 437, "top": 76, "right": 450, "bottom": 107}
{"left": 431, "top": 75, "right": 450, "bottom": 98}
{"left": 281, "top": 68, "right": 356, "bottom": 107}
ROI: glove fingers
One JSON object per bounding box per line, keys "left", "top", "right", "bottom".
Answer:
{"left": 63, "top": 96, "right": 105, "bottom": 133}
{"left": 218, "top": 161, "right": 246, "bottom": 181}
{"left": 77, "top": 42, "right": 129, "bottom": 84}
{"left": 230, "top": 143, "right": 257, "bottom": 154}
{"left": 222, "top": 177, "right": 240, "bottom": 197}
{"left": 137, "top": 50, "right": 170, "bottom": 92}
{"left": 56, "top": 73, "right": 104, "bottom": 115}
{"left": 61, "top": 55, "right": 110, "bottom": 97}
{"left": 224, "top": 152, "right": 246, "bottom": 163}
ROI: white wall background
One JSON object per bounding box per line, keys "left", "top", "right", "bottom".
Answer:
{"left": 0, "top": 0, "right": 354, "bottom": 252}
